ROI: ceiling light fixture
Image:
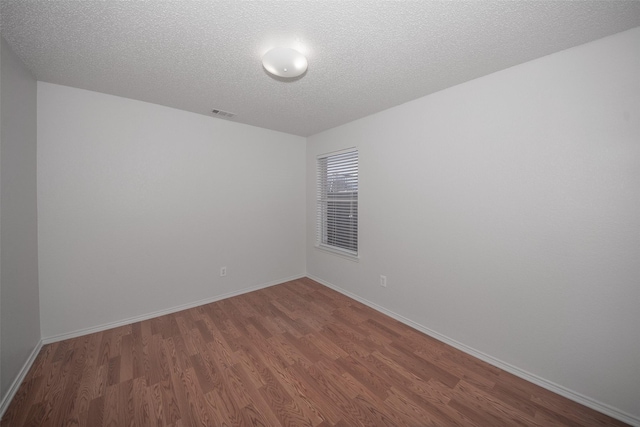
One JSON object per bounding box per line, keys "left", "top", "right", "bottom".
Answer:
{"left": 262, "top": 47, "right": 308, "bottom": 78}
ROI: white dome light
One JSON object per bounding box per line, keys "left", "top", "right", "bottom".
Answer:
{"left": 262, "top": 47, "right": 308, "bottom": 78}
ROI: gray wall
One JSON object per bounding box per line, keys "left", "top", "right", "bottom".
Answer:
{"left": 0, "top": 37, "right": 40, "bottom": 400}
{"left": 307, "top": 27, "right": 640, "bottom": 419}
{"left": 37, "top": 82, "right": 306, "bottom": 339}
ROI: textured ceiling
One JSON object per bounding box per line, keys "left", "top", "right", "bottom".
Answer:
{"left": 2, "top": 1, "right": 640, "bottom": 136}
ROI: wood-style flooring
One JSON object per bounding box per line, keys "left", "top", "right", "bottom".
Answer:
{"left": 1, "top": 278, "right": 628, "bottom": 426}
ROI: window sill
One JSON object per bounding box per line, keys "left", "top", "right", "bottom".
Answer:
{"left": 314, "top": 244, "right": 360, "bottom": 262}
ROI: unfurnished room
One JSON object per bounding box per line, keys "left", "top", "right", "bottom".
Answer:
{"left": 0, "top": 1, "right": 639, "bottom": 426}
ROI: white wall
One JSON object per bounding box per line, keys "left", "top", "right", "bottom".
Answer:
{"left": 307, "top": 27, "right": 640, "bottom": 420}
{"left": 0, "top": 37, "right": 40, "bottom": 400}
{"left": 38, "top": 83, "right": 306, "bottom": 339}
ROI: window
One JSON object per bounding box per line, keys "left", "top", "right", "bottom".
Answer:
{"left": 316, "top": 149, "right": 358, "bottom": 256}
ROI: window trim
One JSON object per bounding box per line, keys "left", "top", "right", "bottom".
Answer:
{"left": 315, "top": 148, "right": 359, "bottom": 261}
{"left": 315, "top": 242, "right": 360, "bottom": 262}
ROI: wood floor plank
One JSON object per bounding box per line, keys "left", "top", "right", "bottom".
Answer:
{"left": 86, "top": 395, "right": 105, "bottom": 427}
{"left": 132, "top": 377, "right": 154, "bottom": 427}
{"left": 232, "top": 363, "right": 284, "bottom": 427}
{"left": 0, "top": 376, "right": 43, "bottom": 427}
{"left": 384, "top": 386, "right": 442, "bottom": 426}
{"left": 91, "top": 363, "right": 108, "bottom": 400}
{"left": 102, "top": 384, "right": 120, "bottom": 427}
{"left": 147, "top": 382, "right": 166, "bottom": 427}
{"left": 117, "top": 379, "right": 135, "bottom": 427}
{"left": 2, "top": 278, "right": 629, "bottom": 427}
{"left": 157, "top": 379, "right": 180, "bottom": 426}
{"left": 291, "top": 361, "right": 379, "bottom": 426}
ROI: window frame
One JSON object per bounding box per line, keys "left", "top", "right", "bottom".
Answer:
{"left": 315, "top": 148, "right": 359, "bottom": 260}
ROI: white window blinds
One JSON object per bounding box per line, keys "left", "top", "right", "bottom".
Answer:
{"left": 316, "top": 149, "right": 358, "bottom": 255}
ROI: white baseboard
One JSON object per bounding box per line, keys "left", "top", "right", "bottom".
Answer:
{"left": 0, "top": 339, "right": 43, "bottom": 419}
{"left": 308, "top": 274, "right": 639, "bottom": 427}
{"left": 42, "top": 274, "right": 306, "bottom": 345}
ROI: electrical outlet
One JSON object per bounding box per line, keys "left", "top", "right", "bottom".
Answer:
{"left": 380, "top": 275, "right": 387, "bottom": 287}
{"left": 220, "top": 267, "right": 227, "bottom": 277}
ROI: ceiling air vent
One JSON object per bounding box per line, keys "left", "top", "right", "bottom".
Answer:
{"left": 211, "top": 109, "right": 236, "bottom": 119}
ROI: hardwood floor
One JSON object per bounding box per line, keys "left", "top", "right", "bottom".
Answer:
{"left": 1, "top": 278, "right": 628, "bottom": 426}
